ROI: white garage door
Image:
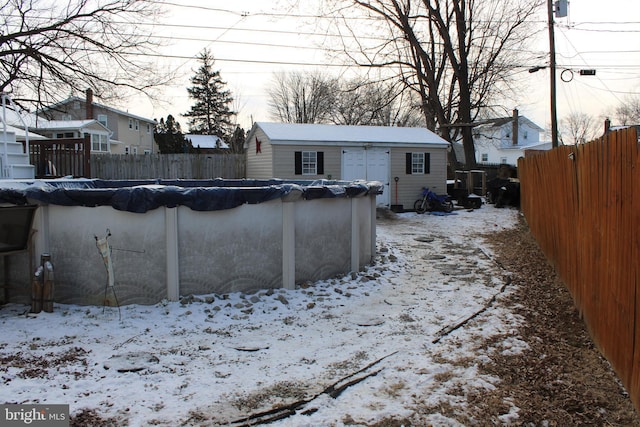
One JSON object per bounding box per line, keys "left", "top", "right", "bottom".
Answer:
{"left": 342, "top": 148, "right": 390, "bottom": 207}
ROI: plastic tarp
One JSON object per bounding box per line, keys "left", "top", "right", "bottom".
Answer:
{"left": 0, "top": 179, "right": 383, "bottom": 213}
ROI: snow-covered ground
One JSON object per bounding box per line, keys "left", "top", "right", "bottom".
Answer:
{"left": 0, "top": 205, "right": 525, "bottom": 426}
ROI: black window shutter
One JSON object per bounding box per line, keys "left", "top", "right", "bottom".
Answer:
{"left": 425, "top": 153, "right": 431, "bottom": 174}
{"left": 405, "top": 153, "right": 412, "bottom": 174}
{"left": 294, "top": 151, "right": 302, "bottom": 175}
{"left": 317, "top": 152, "right": 324, "bottom": 175}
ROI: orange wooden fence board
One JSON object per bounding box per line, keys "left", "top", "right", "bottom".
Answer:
{"left": 519, "top": 128, "right": 640, "bottom": 410}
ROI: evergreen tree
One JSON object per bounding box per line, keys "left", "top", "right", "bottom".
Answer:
{"left": 154, "top": 115, "right": 192, "bottom": 154}
{"left": 229, "top": 125, "right": 246, "bottom": 154}
{"left": 184, "top": 49, "right": 235, "bottom": 140}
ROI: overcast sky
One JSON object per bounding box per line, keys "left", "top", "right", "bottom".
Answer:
{"left": 133, "top": 0, "right": 640, "bottom": 139}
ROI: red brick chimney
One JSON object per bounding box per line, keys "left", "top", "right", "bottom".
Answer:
{"left": 604, "top": 118, "right": 611, "bottom": 134}
{"left": 85, "top": 88, "right": 94, "bottom": 119}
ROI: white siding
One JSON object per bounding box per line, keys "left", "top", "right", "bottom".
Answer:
{"left": 245, "top": 128, "right": 274, "bottom": 179}
{"left": 474, "top": 120, "right": 543, "bottom": 166}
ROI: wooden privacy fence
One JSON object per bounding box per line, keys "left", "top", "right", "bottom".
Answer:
{"left": 90, "top": 153, "right": 246, "bottom": 179}
{"left": 518, "top": 127, "right": 640, "bottom": 410}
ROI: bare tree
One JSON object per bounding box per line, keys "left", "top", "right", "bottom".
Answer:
{"left": 319, "top": 0, "right": 544, "bottom": 167}
{"left": 559, "top": 112, "right": 600, "bottom": 145}
{"left": 268, "top": 71, "right": 423, "bottom": 126}
{"left": 0, "top": 0, "right": 168, "bottom": 109}
{"left": 331, "top": 77, "right": 378, "bottom": 125}
{"left": 332, "top": 77, "right": 423, "bottom": 126}
{"left": 267, "top": 71, "right": 338, "bottom": 123}
{"left": 372, "top": 84, "right": 424, "bottom": 127}
{"left": 615, "top": 95, "right": 640, "bottom": 125}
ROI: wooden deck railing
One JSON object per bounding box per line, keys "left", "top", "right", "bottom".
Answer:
{"left": 28, "top": 136, "right": 91, "bottom": 178}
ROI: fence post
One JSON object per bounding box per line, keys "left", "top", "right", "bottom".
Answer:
{"left": 351, "top": 198, "right": 360, "bottom": 273}
{"left": 83, "top": 134, "right": 91, "bottom": 178}
{"left": 165, "top": 207, "right": 180, "bottom": 301}
{"left": 282, "top": 201, "right": 296, "bottom": 290}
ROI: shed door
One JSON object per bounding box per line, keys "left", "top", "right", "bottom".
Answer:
{"left": 342, "top": 148, "right": 390, "bottom": 207}
{"left": 342, "top": 148, "right": 366, "bottom": 181}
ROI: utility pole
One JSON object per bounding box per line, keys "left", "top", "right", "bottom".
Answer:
{"left": 548, "top": 0, "right": 559, "bottom": 148}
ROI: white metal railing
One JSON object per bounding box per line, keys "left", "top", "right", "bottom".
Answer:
{"left": 1, "top": 93, "right": 30, "bottom": 178}
{"left": 1, "top": 94, "right": 8, "bottom": 178}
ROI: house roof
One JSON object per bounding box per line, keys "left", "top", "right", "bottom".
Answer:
{"left": 38, "top": 119, "right": 102, "bottom": 130}
{"left": 0, "top": 106, "right": 109, "bottom": 134}
{"left": 186, "top": 134, "right": 229, "bottom": 149}
{"left": 474, "top": 115, "right": 544, "bottom": 132}
{"left": 524, "top": 141, "right": 553, "bottom": 150}
{"left": 609, "top": 124, "right": 640, "bottom": 132}
{"left": 29, "top": 118, "right": 111, "bottom": 136}
{"left": 0, "top": 124, "right": 47, "bottom": 140}
{"left": 249, "top": 122, "right": 449, "bottom": 147}
{"left": 1, "top": 106, "right": 43, "bottom": 128}
{"left": 40, "top": 96, "right": 155, "bottom": 123}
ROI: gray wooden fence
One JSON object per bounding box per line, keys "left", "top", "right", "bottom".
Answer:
{"left": 90, "top": 153, "right": 246, "bottom": 180}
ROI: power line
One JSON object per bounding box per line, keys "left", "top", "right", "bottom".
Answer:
{"left": 572, "top": 21, "right": 640, "bottom": 25}
{"left": 150, "top": 1, "right": 382, "bottom": 21}
{"left": 557, "top": 28, "right": 626, "bottom": 104}
{"left": 558, "top": 50, "right": 640, "bottom": 58}
{"left": 574, "top": 79, "right": 640, "bottom": 96}
{"left": 78, "top": 47, "right": 354, "bottom": 68}
{"left": 563, "top": 27, "right": 640, "bottom": 33}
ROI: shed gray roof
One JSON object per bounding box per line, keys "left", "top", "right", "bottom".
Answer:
{"left": 253, "top": 122, "right": 449, "bottom": 147}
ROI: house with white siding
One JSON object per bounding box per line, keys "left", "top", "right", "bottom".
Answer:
{"left": 473, "top": 110, "right": 547, "bottom": 166}
{"left": 244, "top": 122, "right": 450, "bottom": 210}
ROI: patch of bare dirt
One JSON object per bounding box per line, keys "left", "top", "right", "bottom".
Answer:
{"left": 1, "top": 346, "right": 89, "bottom": 380}
{"left": 467, "top": 214, "right": 640, "bottom": 425}
{"left": 70, "top": 408, "right": 120, "bottom": 427}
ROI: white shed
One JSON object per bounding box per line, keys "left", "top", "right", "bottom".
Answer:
{"left": 244, "top": 122, "right": 450, "bottom": 210}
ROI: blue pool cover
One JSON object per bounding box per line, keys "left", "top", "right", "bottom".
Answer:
{"left": 0, "top": 179, "right": 383, "bottom": 213}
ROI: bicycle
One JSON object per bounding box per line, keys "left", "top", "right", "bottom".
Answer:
{"left": 414, "top": 187, "right": 454, "bottom": 214}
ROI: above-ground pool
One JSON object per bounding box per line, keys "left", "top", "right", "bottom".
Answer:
{"left": 0, "top": 179, "right": 381, "bottom": 306}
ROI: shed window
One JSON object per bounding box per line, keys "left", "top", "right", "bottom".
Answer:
{"left": 405, "top": 152, "right": 430, "bottom": 174}
{"left": 295, "top": 151, "right": 324, "bottom": 175}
